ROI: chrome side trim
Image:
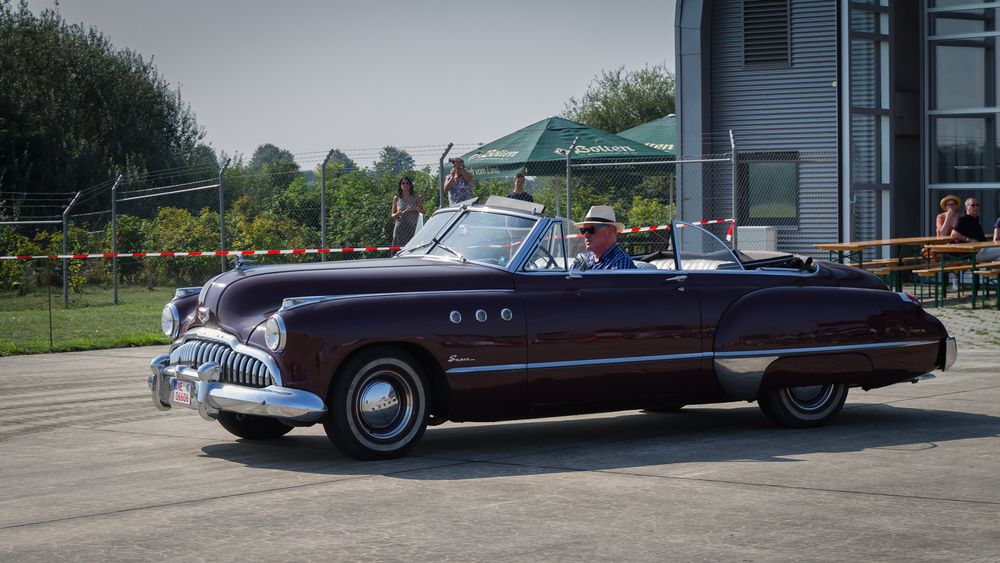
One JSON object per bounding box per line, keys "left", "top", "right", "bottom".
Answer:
{"left": 445, "top": 352, "right": 711, "bottom": 375}
{"left": 174, "top": 327, "right": 283, "bottom": 386}
{"left": 529, "top": 352, "right": 709, "bottom": 370}
{"left": 446, "top": 363, "right": 527, "bottom": 375}
{"left": 279, "top": 289, "right": 516, "bottom": 312}
{"left": 713, "top": 340, "right": 939, "bottom": 359}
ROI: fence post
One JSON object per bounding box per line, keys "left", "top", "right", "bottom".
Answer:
{"left": 110, "top": 174, "right": 123, "bottom": 305}
{"left": 218, "top": 159, "right": 231, "bottom": 272}
{"left": 438, "top": 143, "right": 453, "bottom": 208}
{"left": 564, "top": 137, "right": 579, "bottom": 219}
{"left": 729, "top": 130, "right": 738, "bottom": 251}
{"left": 62, "top": 190, "right": 81, "bottom": 306}
{"left": 320, "top": 149, "right": 334, "bottom": 262}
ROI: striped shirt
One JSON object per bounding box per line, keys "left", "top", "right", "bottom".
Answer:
{"left": 506, "top": 191, "right": 534, "bottom": 202}
{"left": 579, "top": 243, "right": 636, "bottom": 271}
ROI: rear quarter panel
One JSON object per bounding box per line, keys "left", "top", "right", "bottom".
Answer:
{"left": 714, "top": 286, "right": 947, "bottom": 393}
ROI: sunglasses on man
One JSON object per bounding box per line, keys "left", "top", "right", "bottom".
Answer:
{"left": 579, "top": 225, "right": 609, "bottom": 235}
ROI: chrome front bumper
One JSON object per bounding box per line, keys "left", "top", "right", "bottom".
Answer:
{"left": 147, "top": 354, "right": 327, "bottom": 424}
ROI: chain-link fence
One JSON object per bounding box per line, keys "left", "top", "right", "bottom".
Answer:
{"left": 2, "top": 136, "right": 847, "bottom": 354}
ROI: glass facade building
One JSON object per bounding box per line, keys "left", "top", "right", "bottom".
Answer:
{"left": 928, "top": 0, "right": 1000, "bottom": 225}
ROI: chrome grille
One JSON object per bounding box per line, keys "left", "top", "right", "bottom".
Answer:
{"left": 172, "top": 339, "right": 275, "bottom": 388}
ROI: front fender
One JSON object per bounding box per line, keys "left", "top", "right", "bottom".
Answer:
{"left": 712, "top": 286, "right": 947, "bottom": 399}
{"left": 266, "top": 290, "right": 527, "bottom": 402}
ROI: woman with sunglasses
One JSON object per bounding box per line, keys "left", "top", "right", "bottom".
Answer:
{"left": 391, "top": 175, "right": 424, "bottom": 247}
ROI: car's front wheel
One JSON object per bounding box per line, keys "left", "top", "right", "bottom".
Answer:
{"left": 323, "top": 347, "right": 429, "bottom": 460}
{"left": 757, "top": 383, "right": 848, "bottom": 428}
{"left": 217, "top": 411, "right": 294, "bottom": 439}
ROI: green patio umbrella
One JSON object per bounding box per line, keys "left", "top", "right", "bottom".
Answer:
{"left": 458, "top": 116, "right": 673, "bottom": 180}
{"left": 616, "top": 114, "right": 676, "bottom": 156}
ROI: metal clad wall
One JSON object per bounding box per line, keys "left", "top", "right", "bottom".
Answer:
{"left": 710, "top": 0, "right": 839, "bottom": 256}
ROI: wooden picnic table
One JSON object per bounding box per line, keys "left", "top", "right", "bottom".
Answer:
{"left": 816, "top": 236, "right": 952, "bottom": 290}
{"left": 922, "top": 240, "right": 1000, "bottom": 308}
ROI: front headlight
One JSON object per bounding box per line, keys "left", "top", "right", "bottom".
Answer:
{"left": 161, "top": 303, "right": 180, "bottom": 338}
{"left": 265, "top": 315, "right": 286, "bottom": 352}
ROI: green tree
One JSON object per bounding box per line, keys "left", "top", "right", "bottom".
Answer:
{"left": 321, "top": 149, "right": 357, "bottom": 176}
{"left": 249, "top": 144, "right": 295, "bottom": 171}
{"left": 373, "top": 146, "right": 415, "bottom": 178}
{"left": 0, "top": 1, "right": 205, "bottom": 215}
{"left": 562, "top": 63, "right": 675, "bottom": 133}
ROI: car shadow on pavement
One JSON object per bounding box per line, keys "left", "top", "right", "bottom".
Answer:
{"left": 199, "top": 403, "right": 1000, "bottom": 479}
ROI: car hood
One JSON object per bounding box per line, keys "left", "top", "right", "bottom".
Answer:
{"left": 194, "top": 256, "right": 514, "bottom": 341}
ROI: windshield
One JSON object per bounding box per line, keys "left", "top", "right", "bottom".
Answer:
{"left": 402, "top": 208, "right": 538, "bottom": 267}
{"left": 398, "top": 210, "right": 457, "bottom": 254}
{"left": 674, "top": 221, "right": 744, "bottom": 271}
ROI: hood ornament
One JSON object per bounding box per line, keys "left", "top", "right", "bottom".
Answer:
{"left": 231, "top": 254, "right": 255, "bottom": 270}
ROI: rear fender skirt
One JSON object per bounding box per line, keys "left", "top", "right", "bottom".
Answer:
{"left": 714, "top": 342, "right": 937, "bottom": 400}
{"left": 712, "top": 286, "right": 949, "bottom": 400}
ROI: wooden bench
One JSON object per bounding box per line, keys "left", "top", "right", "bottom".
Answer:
{"left": 913, "top": 263, "right": 974, "bottom": 277}
{"left": 974, "top": 269, "right": 1000, "bottom": 309}
{"left": 869, "top": 262, "right": 941, "bottom": 276}
{"left": 860, "top": 256, "right": 922, "bottom": 269}
{"left": 869, "top": 262, "right": 941, "bottom": 292}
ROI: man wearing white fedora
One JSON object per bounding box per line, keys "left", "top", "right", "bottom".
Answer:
{"left": 573, "top": 205, "right": 636, "bottom": 270}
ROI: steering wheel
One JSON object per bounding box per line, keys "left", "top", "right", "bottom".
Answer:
{"left": 525, "top": 246, "right": 559, "bottom": 271}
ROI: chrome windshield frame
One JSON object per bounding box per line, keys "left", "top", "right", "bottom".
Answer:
{"left": 398, "top": 204, "right": 548, "bottom": 273}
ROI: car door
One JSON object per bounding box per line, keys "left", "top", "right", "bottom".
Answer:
{"left": 515, "top": 221, "right": 709, "bottom": 410}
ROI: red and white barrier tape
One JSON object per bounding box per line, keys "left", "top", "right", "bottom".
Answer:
{"left": 0, "top": 218, "right": 735, "bottom": 260}
{"left": 0, "top": 246, "right": 402, "bottom": 261}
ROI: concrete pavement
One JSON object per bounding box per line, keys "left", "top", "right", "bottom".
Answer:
{"left": 0, "top": 341, "right": 998, "bottom": 561}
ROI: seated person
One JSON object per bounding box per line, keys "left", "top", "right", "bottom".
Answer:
{"left": 936, "top": 195, "right": 960, "bottom": 237}
{"left": 572, "top": 205, "right": 636, "bottom": 270}
{"left": 951, "top": 197, "right": 1000, "bottom": 263}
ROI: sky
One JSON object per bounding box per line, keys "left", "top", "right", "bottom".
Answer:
{"left": 28, "top": 0, "right": 675, "bottom": 169}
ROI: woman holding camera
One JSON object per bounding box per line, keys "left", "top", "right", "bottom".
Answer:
{"left": 391, "top": 175, "right": 424, "bottom": 247}
{"left": 444, "top": 157, "right": 474, "bottom": 206}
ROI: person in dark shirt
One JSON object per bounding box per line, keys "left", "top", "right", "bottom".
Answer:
{"left": 951, "top": 197, "right": 1000, "bottom": 262}
{"left": 572, "top": 205, "right": 636, "bottom": 270}
{"left": 506, "top": 172, "right": 533, "bottom": 202}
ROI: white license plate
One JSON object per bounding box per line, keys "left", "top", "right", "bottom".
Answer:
{"left": 173, "top": 380, "right": 192, "bottom": 405}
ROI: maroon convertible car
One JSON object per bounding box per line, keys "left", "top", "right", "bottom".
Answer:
{"left": 148, "top": 196, "right": 957, "bottom": 460}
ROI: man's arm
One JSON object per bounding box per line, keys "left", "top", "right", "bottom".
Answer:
{"left": 950, "top": 227, "right": 973, "bottom": 243}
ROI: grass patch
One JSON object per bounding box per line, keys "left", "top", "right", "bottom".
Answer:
{"left": 0, "top": 286, "right": 174, "bottom": 355}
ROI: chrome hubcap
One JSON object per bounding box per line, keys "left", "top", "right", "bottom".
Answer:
{"left": 785, "top": 384, "right": 833, "bottom": 411}
{"left": 353, "top": 369, "right": 415, "bottom": 441}
{"left": 359, "top": 381, "right": 400, "bottom": 430}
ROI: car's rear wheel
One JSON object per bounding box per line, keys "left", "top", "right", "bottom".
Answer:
{"left": 757, "top": 383, "right": 848, "bottom": 428}
{"left": 217, "top": 411, "right": 294, "bottom": 439}
{"left": 323, "top": 347, "right": 429, "bottom": 460}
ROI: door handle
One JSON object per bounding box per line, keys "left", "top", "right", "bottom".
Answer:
{"left": 664, "top": 275, "right": 688, "bottom": 284}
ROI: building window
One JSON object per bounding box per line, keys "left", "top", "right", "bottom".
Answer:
{"left": 927, "top": 3, "right": 1000, "bottom": 189}
{"left": 743, "top": 0, "right": 790, "bottom": 67}
{"left": 736, "top": 152, "right": 799, "bottom": 226}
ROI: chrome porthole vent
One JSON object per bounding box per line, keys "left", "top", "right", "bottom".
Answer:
{"left": 475, "top": 309, "right": 487, "bottom": 322}
{"left": 449, "top": 311, "right": 462, "bottom": 324}
{"left": 500, "top": 308, "right": 513, "bottom": 321}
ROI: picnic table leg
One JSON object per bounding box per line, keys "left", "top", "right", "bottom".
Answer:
{"left": 937, "top": 259, "right": 946, "bottom": 306}
{"left": 972, "top": 254, "right": 978, "bottom": 309}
